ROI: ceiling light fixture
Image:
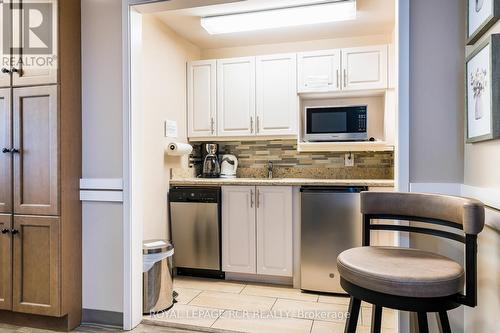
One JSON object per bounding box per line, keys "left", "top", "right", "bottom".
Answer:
{"left": 200, "top": 0, "right": 357, "bottom": 35}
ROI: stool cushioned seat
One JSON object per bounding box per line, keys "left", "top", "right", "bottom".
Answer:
{"left": 337, "top": 247, "right": 464, "bottom": 298}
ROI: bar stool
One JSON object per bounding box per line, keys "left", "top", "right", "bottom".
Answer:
{"left": 337, "top": 192, "right": 485, "bottom": 333}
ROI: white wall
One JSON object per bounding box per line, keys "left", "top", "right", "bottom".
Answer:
{"left": 463, "top": 20, "right": 500, "bottom": 333}
{"left": 141, "top": 15, "right": 200, "bottom": 241}
{"left": 82, "top": 0, "right": 124, "bottom": 315}
{"left": 200, "top": 34, "right": 392, "bottom": 59}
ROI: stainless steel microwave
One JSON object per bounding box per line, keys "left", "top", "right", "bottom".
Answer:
{"left": 304, "top": 105, "right": 368, "bottom": 142}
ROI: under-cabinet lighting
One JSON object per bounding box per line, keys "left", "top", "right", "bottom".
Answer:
{"left": 200, "top": 1, "right": 357, "bottom": 35}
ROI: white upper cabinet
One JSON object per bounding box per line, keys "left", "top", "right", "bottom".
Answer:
{"left": 222, "top": 186, "right": 257, "bottom": 274}
{"left": 341, "top": 45, "right": 388, "bottom": 91}
{"left": 0, "top": 3, "right": 10, "bottom": 88}
{"left": 256, "top": 54, "right": 298, "bottom": 136}
{"left": 297, "top": 49, "right": 341, "bottom": 93}
{"left": 12, "top": 0, "right": 58, "bottom": 87}
{"left": 188, "top": 60, "right": 216, "bottom": 138}
{"left": 217, "top": 57, "right": 256, "bottom": 137}
{"left": 256, "top": 186, "right": 293, "bottom": 277}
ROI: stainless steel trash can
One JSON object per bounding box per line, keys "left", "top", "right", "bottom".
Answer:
{"left": 143, "top": 240, "right": 174, "bottom": 314}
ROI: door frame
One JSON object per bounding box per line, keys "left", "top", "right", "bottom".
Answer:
{"left": 121, "top": 0, "right": 411, "bottom": 330}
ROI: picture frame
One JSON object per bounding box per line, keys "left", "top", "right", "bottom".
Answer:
{"left": 465, "top": 34, "right": 500, "bottom": 143}
{"left": 467, "top": 0, "right": 500, "bottom": 45}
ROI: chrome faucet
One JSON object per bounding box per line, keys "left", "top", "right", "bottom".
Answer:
{"left": 268, "top": 161, "right": 273, "bottom": 179}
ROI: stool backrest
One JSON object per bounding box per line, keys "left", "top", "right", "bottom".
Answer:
{"left": 360, "top": 191, "right": 485, "bottom": 307}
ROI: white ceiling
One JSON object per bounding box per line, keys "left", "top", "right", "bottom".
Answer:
{"left": 152, "top": 0, "right": 395, "bottom": 50}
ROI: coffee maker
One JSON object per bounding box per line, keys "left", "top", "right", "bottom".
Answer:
{"left": 202, "top": 143, "right": 220, "bottom": 178}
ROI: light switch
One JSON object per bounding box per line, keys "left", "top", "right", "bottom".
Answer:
{"left": 164, "top": 120, "right": 178, "bottom": 138}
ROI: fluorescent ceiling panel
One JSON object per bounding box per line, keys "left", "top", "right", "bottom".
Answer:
{"left": 200, "top": 1, "right": 357, "bottom": 34}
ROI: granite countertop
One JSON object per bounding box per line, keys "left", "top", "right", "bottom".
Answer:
{"left": 169, "top": 178, "right": 394, "bottom": 187}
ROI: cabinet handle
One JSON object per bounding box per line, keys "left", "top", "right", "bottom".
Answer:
{"left": 11, "top": 148, "right": 20, "bottom": 154}
{"left": 336, "top": 70, "right": 340, "bottom": 88}
{"left": 11, "top": 229, "right": 19, "bottom": 235}
{"left": 11, "top": 67, "right": 19, "bottom": 74}
{"left": 343, "top": 69, "right": 347, "bottom": 88}
{"left": 256, "top": 189, "right": 260, "bottom": 208}
{"left": 256, "top": 116, "right": 260, "bottom": 134}
{"left": 210, "top": 117, "right": 215, "bottom": 135}
{"left": 2, "top": 148, "right": 11, "bottom": 153}
{"left": 250, "top": 189, "right": 254, "bottom": 208}
{"left": 250, "top": 116, "right": 254, "bottom": 134}
{"left": 1, "top": 229, "right": 10, "bottom": 234}
{"left": 1, "top": 68, "right": 10, "bottom": 74}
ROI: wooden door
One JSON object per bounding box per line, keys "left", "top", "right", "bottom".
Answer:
{"left": 297, "top": 49, "right": 341, "bottom": 93}
{"left": 0, "top": 89, "right": 12, "bottom": 214}
{"left": 12, "top": 215, "right": 60, "bottom": 316}
{"left": 222, "top": 186, "right": 256, "bottom": 274}
{"left": 13, "top": 86, "right": 59, "bottom": 216}
{"left": 0, "top": 3, "right": 11, "bottom": 88}
{"left": 12, "top": 0, "right": 58, "bottom": 87}
{"left": 217, "top": 57, "right": 256, "bottom": 137}
{"left": 256, "top": 54, "right": 298, "bottom": 136}
{"left": 188, "top": 60, "right": 217, "bottom": 138}
{"left": 0, "top": 214, "right": 12, "bottom": 311}
{"left": 341, "top": 45, "right": 388, "bottom": 91}
{"left": 256, "top": 187, "right": 293, "bottom": 277}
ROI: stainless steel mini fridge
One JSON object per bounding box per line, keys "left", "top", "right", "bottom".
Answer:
{"left": 300, "top": 187, "right": 366, "bottom": 294}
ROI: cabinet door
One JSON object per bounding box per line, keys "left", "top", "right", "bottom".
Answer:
{"left": 256, "top": 187, "right": 293, "bottom": 277}
{"left": 188, "top": 60, "right": 216, "bottom": 138}
{"left": 341, "top": 45, "right": 388, "bottom": 91}
{"left": 12, "top": 0, "right": 58, "bottom": 86}
{"left": 13, "top": 86, "right": 59, "bottom": 216}
{"left": 0, "top": 214, "right": 12, "bottom": 311}
{"left": 222, "top": 186, "right": 256, "bottom": 274}
{"left": 0, "top": 3, "right": 11, "bottom": 88}
{"left": 0, "top": 89, "right": 12, "bottom": 214}
{"left": 12, "top": 215, "right": 60, "bottom": 316}
{"left": 298, "top": 49, "right": 341, "bottom": 93}
{"left": 256, "top": 54, "right": 298, "bottom": 136}
{"left": 217, "top": 57, "right": 255, "bottom": 137}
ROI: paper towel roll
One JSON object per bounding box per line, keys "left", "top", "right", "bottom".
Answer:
{"left": 166, "top": 142, "right": 193, "bottom": 156}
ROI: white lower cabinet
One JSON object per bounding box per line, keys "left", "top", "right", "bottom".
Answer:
{"left": 222, "top": 186, "right": 256, "bottom": 274}
{"left": 222, "top": 186, "right": 293, "bottom": 277}
{"left": 256, "top": 186, "right": 293, "bottom": 276}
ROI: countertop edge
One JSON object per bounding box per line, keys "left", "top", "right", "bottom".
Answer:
{"left": 169, "top": 178, "right": 395, "bottom": 187}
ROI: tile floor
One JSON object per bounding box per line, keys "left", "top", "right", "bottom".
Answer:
{"left": 143, "top": 277, "right": 396, "bottom": 333}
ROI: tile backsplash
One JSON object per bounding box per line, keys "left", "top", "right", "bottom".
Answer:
{"left": 187, "top": 140, "right": 393, "bottom": 180}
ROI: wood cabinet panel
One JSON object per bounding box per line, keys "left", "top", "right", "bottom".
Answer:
{"left": 188, "top": 60, "right": 216, "bottom": 138}
{"left": 222, "top": 186, "right": 256, "bottom": 274}
{"left": 217, "top": 57, "right": 256, "bottom": 137}
{"left": 0, "top": 214, "right": 12, "bottom": 311}
{"left": 12, "top": 215, "right": 60, "bottom": 316}
{"left": 256, "top": 187, "right": 293, "bottom": 277}
{"left": 0, "top": 89, "right": 12, "bottom": 213}
{"left": 256, "top": 54, "right": 298, "bottom": 136}
{"left": 0, "top": 3, "right": 11, "bottom": 88}
{"left": 13, "top": 86, "right": 58, "bottom": 216}
{"left": 12, "top": 0, "right": 58, "bottom": 87}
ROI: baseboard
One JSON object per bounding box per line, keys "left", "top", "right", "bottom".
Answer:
{"left": 82, "top": 309, "right": 123, "bottom": 328}
{"left": 225, "top": 272, "right": 292, "bottom": 285}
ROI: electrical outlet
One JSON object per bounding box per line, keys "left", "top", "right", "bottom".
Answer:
{"left": 344, "top": 153, "right": 354, "bottom": 167}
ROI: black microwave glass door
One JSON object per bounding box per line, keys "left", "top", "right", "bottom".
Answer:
{"left": 306, "top": 107, "right": 366, "bottom": 134}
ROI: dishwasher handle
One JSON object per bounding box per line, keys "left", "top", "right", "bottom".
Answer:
{"left": 300, "top": 186, "right": 367, "bottom": 193}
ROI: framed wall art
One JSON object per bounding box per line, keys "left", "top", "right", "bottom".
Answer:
{"left": 467, "top": 0, "right": 500, "bottom": 45}
{"left": 466, "top": 34, "right": 500, "bottom": 142}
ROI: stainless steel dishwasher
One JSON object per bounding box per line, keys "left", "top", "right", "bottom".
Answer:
{"left": 169, "top": 187, "right": 224, "bottom": 278}
{"left": 300, "top": 186, "right": 367, "bottom": 294}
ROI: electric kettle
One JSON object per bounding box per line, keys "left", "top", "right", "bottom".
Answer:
{"left": 220, "top": 154, "right": 238, "bottom": 178}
